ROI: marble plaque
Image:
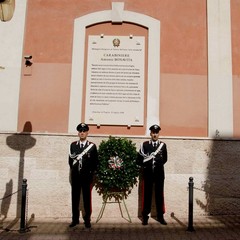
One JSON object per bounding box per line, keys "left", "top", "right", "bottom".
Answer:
{"left": 85, "top": 35, "right": 145, "bottom": 126}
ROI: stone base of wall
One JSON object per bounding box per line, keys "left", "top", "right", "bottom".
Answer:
{"left": 0, "top": 133, "right": 240, "bottom": 220}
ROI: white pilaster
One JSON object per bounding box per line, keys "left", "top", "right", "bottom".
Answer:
{"left": 207, "top": 0, "right": 233, "bottom": 137}
{"left": 0, "top": 0, "right": 27, "bottom": 132}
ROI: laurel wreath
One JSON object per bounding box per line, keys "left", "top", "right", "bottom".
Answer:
{"left": 95, "top": 136, "right": 139, "bottom": 199}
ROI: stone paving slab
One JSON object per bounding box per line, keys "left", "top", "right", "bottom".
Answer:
{"left": 0, "top": 215, "right": 240, "bottom": 240}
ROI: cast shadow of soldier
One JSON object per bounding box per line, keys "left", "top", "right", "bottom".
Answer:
{"left": 0, "top": 179, "right": 13, "bottom": 228}
{"left": 196, "top": 138, "right": 240, "bottom": 224}
{"left": 2, "top": 121, "right": 36, "bottom": 230}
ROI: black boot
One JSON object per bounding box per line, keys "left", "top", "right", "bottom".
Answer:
{"left": 142, "top": 216, "right": 149, "bottom": 225}
{"left": 69, "top": 221, "right": 79, "bottom": 228}
{"left": 157, "top": 215, "right": 167, "bottom": 225}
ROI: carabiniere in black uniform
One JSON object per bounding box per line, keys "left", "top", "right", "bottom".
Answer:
{"left": 137, "top": 124, "right": 168, "bottom": 225}
{"left": 68, "top": 123, "right": 98, "bottom": 228}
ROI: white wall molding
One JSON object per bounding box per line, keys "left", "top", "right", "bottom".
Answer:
{"left": 68, "top": 3, "right": 160, "bottom": 134}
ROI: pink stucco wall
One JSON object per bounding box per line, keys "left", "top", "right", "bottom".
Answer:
{"left": 18, "top": 0, "right": 240, "bottom": 137}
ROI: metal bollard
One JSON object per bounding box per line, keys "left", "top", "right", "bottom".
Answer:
{"left": 19, "top": 179, "right": 27, "bottom": 233}
{"left": 187, "top": 177, "right": 195, "bottom": 232}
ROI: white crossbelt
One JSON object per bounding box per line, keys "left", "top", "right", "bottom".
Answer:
{"left": 69, "top": 143, "right": 94, "bottom": 170}
{"left": 139, "top": 142, "right": 164, "bottom": 163}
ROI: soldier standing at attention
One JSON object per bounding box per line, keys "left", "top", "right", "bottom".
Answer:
{"left": 68, "top": 123, "right": 98, "bottom": 228}
{"left": 137, "top": 124, "right": 168, "bottom": 225}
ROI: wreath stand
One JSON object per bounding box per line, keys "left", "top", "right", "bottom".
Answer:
{"left": 96, "top": 192, "right": 132, "bottom": 223}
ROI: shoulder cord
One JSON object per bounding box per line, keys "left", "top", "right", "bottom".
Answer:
{"left": 139, "top": 142, "right": 164, "bottom": 163}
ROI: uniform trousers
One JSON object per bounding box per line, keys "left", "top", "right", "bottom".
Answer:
{"left": 71, "top": 171, "right": 92, "bottom": 223}
{"left": 142, "top": 168, "right": 165, "bottom": 219}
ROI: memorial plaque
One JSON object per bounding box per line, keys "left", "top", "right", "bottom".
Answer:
{"left": 85, "top": 35, "right": 145, "bottom": 126}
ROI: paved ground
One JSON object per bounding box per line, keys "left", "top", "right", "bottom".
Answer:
{"left": 0, "top": 214, "right": 240, "bottom": 240}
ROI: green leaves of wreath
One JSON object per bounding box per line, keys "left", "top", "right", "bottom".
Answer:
{"left": 95, "top": 136, "right": 140, "bottom": 199}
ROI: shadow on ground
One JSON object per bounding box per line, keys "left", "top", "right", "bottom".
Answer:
{"left": 1, "top": 214, "right": 240, "bottom": 240}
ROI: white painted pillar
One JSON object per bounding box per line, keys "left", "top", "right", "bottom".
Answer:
{"left": 0, "top": 0, "right": 27, "bottom": 131}
{"left": 207, "top": 0, "right": 233, "bottom": 137}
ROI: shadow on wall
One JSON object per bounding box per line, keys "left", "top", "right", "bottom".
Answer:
{"left": 5, "top": 121, "right": 36, "bottom": 220}
{"left": 0, "top": 179, "right": 13, "bottom": 225}
{"left": 197, "top": 139, "right": 240, "bottom": 215}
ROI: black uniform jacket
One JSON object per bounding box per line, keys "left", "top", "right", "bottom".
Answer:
{"left": 69, "top": 140, "right": 98, "bottom": 178}
{"left": 137, "top": 140, "right": 167, "bottom": 177}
